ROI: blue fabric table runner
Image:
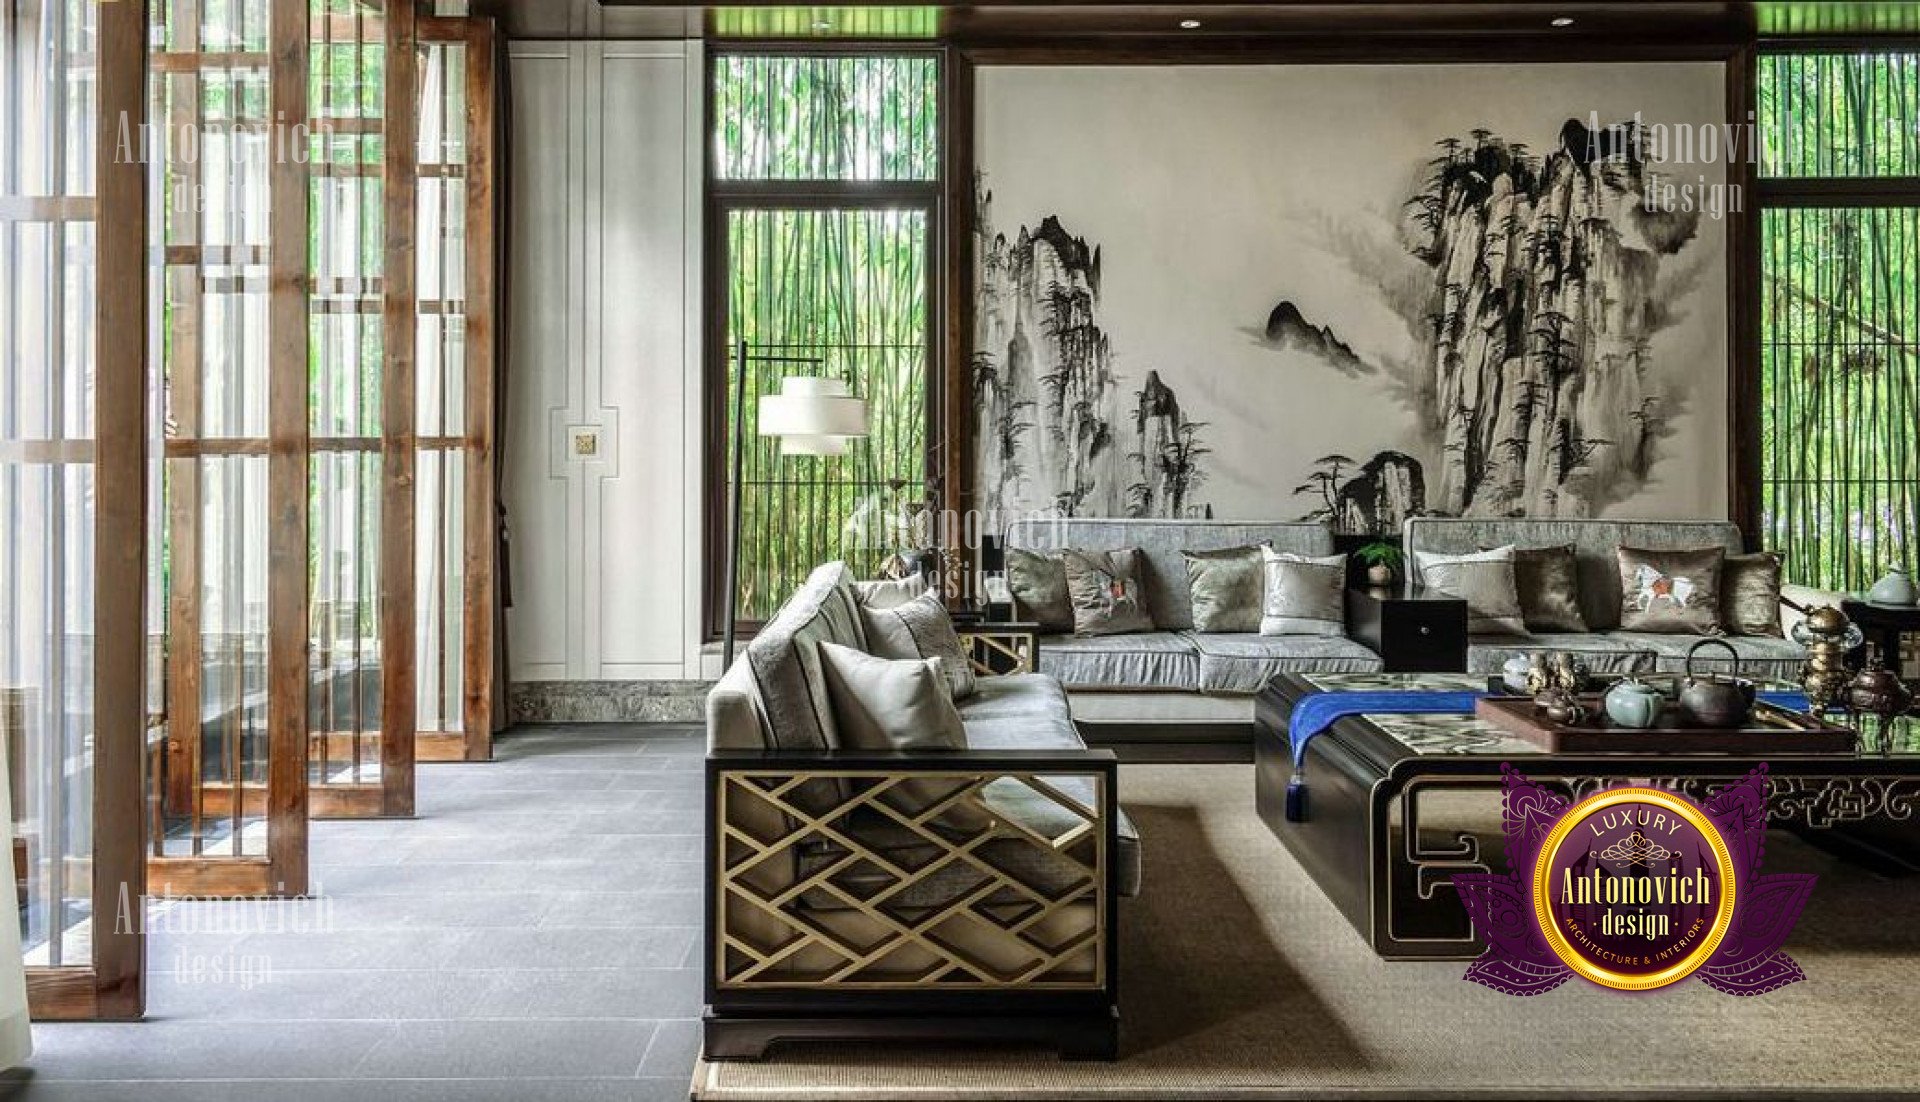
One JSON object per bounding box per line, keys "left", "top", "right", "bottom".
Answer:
{"left": 1281, "top": 687, "right": 1813, "bottom": 822}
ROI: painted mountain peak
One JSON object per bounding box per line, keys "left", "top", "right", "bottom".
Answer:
{"left": 973, "top": 176, "right": 1211, "bottom": 521}
{"left": 1396, "top": 118, "right": 1703, "bottom": 517}
{"left": 1258, "top": 300, "right": 1369, "bottom": 376}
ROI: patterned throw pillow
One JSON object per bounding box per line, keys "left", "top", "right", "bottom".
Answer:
{"left": 1182, "top": 546, "right": 1264, "bottom": 633}
{"left": 1508, "top": 544, "right": 1588, "bottom": 634}
{"left": 1415, "top": 546, "right": 1529, "bottom": 636}
{"left": 1005, "top": 548, "right": 1074, "bottom": 633}
{"left": 1719, "top": 551, "right": 1784, "bottom": 638}
{"left": 1060, "top": 548, "right": 1154, "bottom": 636}
{"left": 860, "top": 589, "right": 977, "bottom": 700}
{"left": 1617, "top": 546, "right": 1726, "bottom": 634}
{"left": 1259, "top": 548, "right": 1346, "bottom": 637}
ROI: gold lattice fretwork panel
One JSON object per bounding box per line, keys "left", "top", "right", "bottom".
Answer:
{"left": 715, "top": 768, "right": 1108, "bottom": 990}
{"left": 956, "top": 628, "right": 1037, "bottom": 676}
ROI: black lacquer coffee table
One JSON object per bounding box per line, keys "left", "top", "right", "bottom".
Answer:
{"left": 1254, "top": 672, "right": 1920, "bottom": 961}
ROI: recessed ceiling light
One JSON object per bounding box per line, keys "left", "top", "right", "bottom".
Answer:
{"left": 1179, "top": 19, "right": 1202, "bottom": 29}
{"left": 1550, "top": 16, "right": 1575, "bottom": 27}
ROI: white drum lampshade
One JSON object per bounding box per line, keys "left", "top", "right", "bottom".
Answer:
{"left": 758, "top": 376, "right": 869, "bottom": 456}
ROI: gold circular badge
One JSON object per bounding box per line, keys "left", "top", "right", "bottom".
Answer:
{"left": 1531, "top": 787, "right": 1739, "bottom": 991}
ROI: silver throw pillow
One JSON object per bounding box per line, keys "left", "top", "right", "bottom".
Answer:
{"left": 817, "top": 642, "right": 990, "bottom": 834}
{"left": 1415, "top": 546, "right": 1529, "bottom": 636}
{"left": 861, "top": 589, "right": 978, "bottom": 700}
{"left": 1259, "top": 548, "right": 1346, "bottom": 637}
{"left": 1061, "top": 548, "right": 1154, "bottom": 636}
{"left": 1182, "top": 546, "right": 1264, "bottom": 633}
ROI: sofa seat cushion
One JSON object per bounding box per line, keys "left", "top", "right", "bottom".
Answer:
{"left": 1465, "top": 633, "right": 1655, "bottom": 676}
{"left": 1608, "top": 632, "right": 1805, "bottom": 680}
{"left": 1183, "top": 632, "right": 1383, "bottom": 694}
{"left": 957, "top": 675, "right": 1083, "bottom": 753}
{"left": 1036, "top": 631, "right": 1200, "bottom": 691}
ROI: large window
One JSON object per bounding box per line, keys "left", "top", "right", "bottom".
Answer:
{"left": 1759, "top": 50, "right": 1920, "bottom": 592}
{"left": 708, "top": 51, "right": 940, "bottom": 631}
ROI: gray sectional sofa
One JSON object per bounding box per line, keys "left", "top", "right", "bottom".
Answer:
{"left": 1001, "top": 519, "right": 1384, "bottom": 748}
{"left": 1403, "top": 517, "right": 1807, "bottom": 680}
{"left": 705, "top": 562, "right": 1133, "bottom": 1061}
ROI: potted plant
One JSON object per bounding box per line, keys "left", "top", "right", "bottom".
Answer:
{"left": 1354, "top": 540, "right": 1403, "bottom": 588}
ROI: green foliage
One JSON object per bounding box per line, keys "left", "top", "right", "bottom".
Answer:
{"left": 1759, "top": 52, "right": 1920, "bottom": 591}
{"left": 1353, "top": 541, "right": 1403, "bottom": 569}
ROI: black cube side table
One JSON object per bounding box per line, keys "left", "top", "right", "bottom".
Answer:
{"left": 1345, "top": 587, "right": 1469, "bottom": 673}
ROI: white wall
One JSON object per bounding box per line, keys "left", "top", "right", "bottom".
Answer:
{"left": 505, "top": 40, "right": 705, "bottom": 682}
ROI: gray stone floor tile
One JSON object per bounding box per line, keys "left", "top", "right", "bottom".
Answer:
{"left": 351, "top": 1019, "right": 660, "bottom": 1078}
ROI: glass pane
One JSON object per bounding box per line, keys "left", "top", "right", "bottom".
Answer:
{"left": 2, "top": 0, "right": 101, "bottom": 970}
{"left": 725, "top": 207, "right": 929, "bottom": 621}
{"left": 309, "top": 450, "right": 381, "bottom": 786}
{"left": 1760, "top": 206, "right": 1920, "bottom": 590}
{"left": 414, "top": 449, "right": 465, "bottom": 731}
{"left": 712, "top": 55, "right": 938, "bottom": 182}
{"left": 709, "top": 7, "right": 940, "bottom": 39}
{"left": 1759, "top": 52, "right": 1920, "bottom": 177}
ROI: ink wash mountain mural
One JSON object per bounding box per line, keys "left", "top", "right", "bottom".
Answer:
{"left": 972, "top": 190, "right": 1213, "bottom": 519}
{"left": 974, "top": 65, "right": 1727, "bottom": 528}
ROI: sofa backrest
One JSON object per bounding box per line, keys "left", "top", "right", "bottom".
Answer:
{"left": 708, "top": 561, "right": 866, "bottom": 753}
{"left": 1002, "top": 518, "right": 1335, "bottom": 631}
{"left": 1403, "top": 517, "right": 1744, "bottom": 632}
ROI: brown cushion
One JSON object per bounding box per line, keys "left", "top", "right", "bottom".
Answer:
{"left": 1006, "top": 548, "right": 1073, "bottom": 633}
{"left": 1510, "top": 544, "right": 1588, "bottom": 634}
{"left": 1721, "top": 551, "right": 1784, "bottom": 637}
{"left": 1617, "top": 546, "right": 1725, "bottom": 634}
{"left": 1061, "top": 548, "right": 1154, "bottom": 636}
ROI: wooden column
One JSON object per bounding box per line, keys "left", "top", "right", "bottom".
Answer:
{"left": 379, "top": 0, "right": 420, "bottom": 812}
{"left": 461, "top": 17, "right": 499, "bottom": 761}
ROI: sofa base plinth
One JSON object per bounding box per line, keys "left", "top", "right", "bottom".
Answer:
{"left": 702, "top": 1007, "right": 1120, "bottom": 1062}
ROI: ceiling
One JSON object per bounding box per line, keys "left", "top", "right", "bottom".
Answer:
{"left": 482, "top": 1, "right": 1920, "bottom": 41}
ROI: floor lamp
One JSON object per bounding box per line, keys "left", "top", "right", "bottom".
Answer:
{"left": 722, "top": 342, "right": 870, "bottom": 668}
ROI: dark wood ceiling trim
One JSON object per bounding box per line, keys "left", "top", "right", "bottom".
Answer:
{"left": 958, "top": 35, "right": 1746, "bottom": 64}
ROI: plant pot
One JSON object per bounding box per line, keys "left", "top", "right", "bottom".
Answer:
{"left": 1366, "top": 563, "right": 1394, "bottom": 587}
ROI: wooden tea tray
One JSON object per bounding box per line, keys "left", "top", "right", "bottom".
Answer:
{"left": 1473, "top": 695, "right": 1859, "bottom": 754}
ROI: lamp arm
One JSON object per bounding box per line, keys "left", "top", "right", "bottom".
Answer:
{"left": 722, "top": 340, "right": 750, "bottom": 668}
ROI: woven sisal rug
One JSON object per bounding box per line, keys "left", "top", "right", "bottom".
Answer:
{"left": 694, "top": 764, "right": 1920, "bottom": 1100}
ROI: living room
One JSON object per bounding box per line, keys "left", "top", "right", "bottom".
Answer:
{"left": 3, "top": 1, "right": 1920, "bottom": 1099}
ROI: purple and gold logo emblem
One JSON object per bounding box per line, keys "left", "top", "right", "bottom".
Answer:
{"left": 1457, "top": 764, "right": 1815, "bottom": 995}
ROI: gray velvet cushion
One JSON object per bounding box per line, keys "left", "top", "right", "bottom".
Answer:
{"left": 861, "top": 589, "right": 977, "bottom": 700}
{"left": 1509, "top": 544, "right": 1588, "bottom": 633}
{"left": 1003, "top": 518, "right": 1334, "bottom": 631}
{"left": 854, "top": 573, "right": 928, "bottom": 611}
{"left": 1416, "top": 546, "right": 1529, "bottom": 636}
{"left": 1465, "top": 633, "right": 1657, "bottom": 677}
{"left": 1260, "top": 548, "right": 1346, "bottom": 637}
{"left": 1062, "top": 548, "right": 1155, "bottom": 635}
{"left": 1005, "top": 548, "right": 1073, "bottom": 633}
{"left": 1182, "top": 545, "right": 1264, "bottom": 633}
{"left": 743, "top": 561, "right": 866, "bottom": 758}
{"left": 817, "top": 641, "right": 990, "bottom": 834}
{"left": 1618, "top": 546, "right": 1725, "bottom": 634}
{"left": 1610, "top": 632, "right": 1804, "bottom": 680}
{"left": 1036, "top": 631, "right": 1201, "bottom": 691}
{"left": 1183, "top": 632, "right": 1384, "bottom": 693}
{"left": 1405, "top": 518, "right": 1743, "bottom": 632}
{"left": 1721, "top": 552, "right": 1785, "bottom": 638}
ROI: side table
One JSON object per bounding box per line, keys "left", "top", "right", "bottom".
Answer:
{"left": 1842, "top": 598, "right": 1920, "bottom": 693}
{"left": 1345, "top": 587, "right": 1468, "bottom": 673}
{"left": 950, "top": 619, "right": 1040, "bottom": 677}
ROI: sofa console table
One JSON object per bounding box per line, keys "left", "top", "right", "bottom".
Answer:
{"left": 1253, "top": 672, "right": 1920, "bottom": 961}
{"left": 1344, "top": 588, "right": 1468, "bottom": 673}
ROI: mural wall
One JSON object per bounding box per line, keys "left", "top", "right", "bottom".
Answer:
{"left": 973, "top": 64, "right": 1730, "bottom": 532}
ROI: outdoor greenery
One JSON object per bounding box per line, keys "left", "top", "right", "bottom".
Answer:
{"left": 715, "top": 54, "right": 938, "bottom": 622}
{"left": 1759, "top": 51, "right": 1920, "bottom": 591}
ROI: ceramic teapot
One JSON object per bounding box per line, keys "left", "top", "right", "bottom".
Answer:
{"left": 1677, "top": 638, "right": 1758, "bottom": 728}
{"left": 1603, "top": 677, "right": 1666, "bottom": 729}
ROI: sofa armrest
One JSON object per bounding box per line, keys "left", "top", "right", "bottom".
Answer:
{"left": 954, "top": 622, "right": 1041, "bottom": 677}
{"left": 706, "top": 747, "right": 1118, "bottom": 998}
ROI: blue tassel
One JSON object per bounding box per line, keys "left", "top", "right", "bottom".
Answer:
{"left": 1285, "top": 775, "right": 1307, "bottom": 822}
